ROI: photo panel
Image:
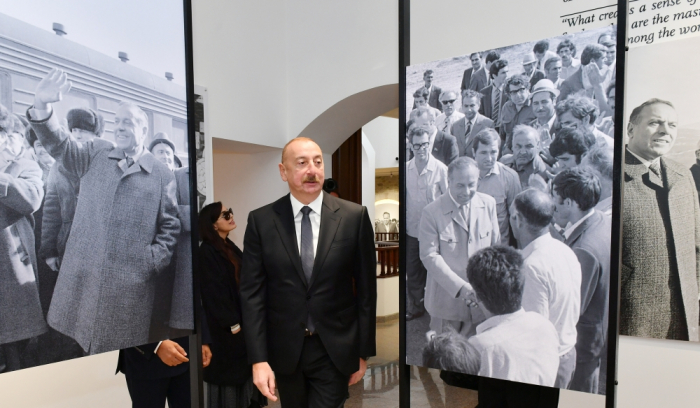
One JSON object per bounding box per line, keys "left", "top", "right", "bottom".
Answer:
{"left": 0, "top": 0, "right": 194, "bottom": 372}
{"left": 404, "top": 25, "right": 618, "bottom": 395}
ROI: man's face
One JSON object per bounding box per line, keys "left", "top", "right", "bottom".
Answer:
{"left": 546, "top": 61, "right": 562, "bottom": 82}
{"left": 558, "top": 46, "right": 573, "bottom": 64}
{"left": 461, "top": 96, "right": 479, "bottom": 121}
{"left": 114, "top": 105, "right": 148, "bottom": 153}
{"left": 605, "top": 46, "right": 616, "bottom": 66}
{"left": 152, "top": 142, "right": 175, "bottom": 171}
{"left": 424, "top": 72, "right": 433, "bottom": 87}
{"left": 383, "top": 213, "right": 390, "bottom": 225}
{"left": 512, "top": 131, "right": 539, "bottom": 166}
{"left": 523, "top": 61, "right": 536, "bottom": 75}
{"left": 440, "top": 93, "right": 457, "bottom": 116}
{"left": 470, "top": 54, "right": 482, "bottom": 70}
{"left": 551, "top": 189, "right": 572, "bottom": 227}
{"left": 279, "top": 139, "right": 325, "bottom": 199}
{"left": 33, "top": 141, "right": 54, "bottom": 166}
{"left": 559, "top": 111, "right": 585, "bottom": 131}
{"left": 415, "top": 97, "right": 427, "bottom": 108}
{"left": 493, "top": 66, "right": 508, "bottom": 87}
{"left": 532, "top": 92, "right": 555, "bottom": 122}
{"left": 411, "top": 132, "right": 430, "bottom": 161}
{"left": 71, "top": 128, "right": 97, "bottom": 143}
{"left": 555, "top": 153, "right": 579, "bottom": 170}
{"left": 509, "top": 83, "right": 530, "bottom": 107}
{"left": 448, "top": 165, "right": 480, "bottom": 206}
{"left": 607, "top": 88, "right": 616, "bottom": 111}
{"left": 474, "top": 140, "right": 499, "bottom": 173}
{"left": 413, "top": 112, "right": 435, "bottom": 132}
{"left": 627, "top": 103, "right": 678, "bottom": 161}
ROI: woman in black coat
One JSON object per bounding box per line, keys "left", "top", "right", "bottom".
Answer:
{"left": 198, "top": 202, "right": 266, "bottom": 408}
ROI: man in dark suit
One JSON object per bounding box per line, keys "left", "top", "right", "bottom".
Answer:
{"left": 622, "top": 99, "right": 700, "bottom": 342}
{"left": 410, "top": 107, "right": 459, "bottom": 166}
{"left": 478, "top": 60, "right": 509, "bottom": 128}
{"left": 240, "top": 137, "right": 377, "bottom": 407}
{"left": 452, "top": 90, "right": 494, "bottom": 158}
{"left": 461, "top": 52, "right": 482, "bottom": 91}
{"left": 413, "top": 70, "right": 442, "bottom": 112}
{"left": 552, "top": 168, "right": 610, "bottom": 393}
{"left": 470, "top": 51, "right": 500, "bottom": 92}
{"left": 558, "top": 44, "right": 607, "bottom": 103}
{"left": 117, "top": 338, "right": 211, "bottom": 408}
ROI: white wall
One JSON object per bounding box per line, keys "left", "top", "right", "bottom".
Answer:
{"left": 377, "top": 277, "right": 399, "bottom": 317}
{"left": 363, "top": 116, "right": 400, "bottom": 170}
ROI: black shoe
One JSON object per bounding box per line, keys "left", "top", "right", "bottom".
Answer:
{"left": 406, "top": 310, "right": 424, "bottom": 321}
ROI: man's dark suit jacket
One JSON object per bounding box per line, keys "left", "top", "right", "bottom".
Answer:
{"left": 409, "top": 130, "right": 459, "bottom": 167}
{"left": 461, "top": 67, "right": 474, "bottom": 91}
{"left": 565, "top": 210, "right": 610, "bottom": 362}
{"left": 469, "top": 67, "right": 489, "bottom": 92}
{"left": 451, "top": 114, "right": 495, "bottom": 158}
{"left": 528, "top": 70, "right": 546, "bottom": 90}
{"left": 478, "top": 85, "right": 508, "bottom": 125}
{"left": 558, "top": 66, "right": 584, "bottom": 102}
{"left": 240, "top": 192, "right": 377, "bottom": 376}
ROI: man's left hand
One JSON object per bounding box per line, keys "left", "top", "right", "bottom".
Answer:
{"left": 202, "top": 344, "right": 212, "bottom": 368}
{"left": 348, "top": 358, "right": 367, "bottom": 385}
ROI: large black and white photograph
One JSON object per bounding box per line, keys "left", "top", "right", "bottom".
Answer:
{"left": 0, "top": 0, "right": 193, "bottom": 373}
{"left": 622, "top": 34, "right": 700, "bottom": 343}
{"left": 404, "top": 26, "right": 616, "bottom": 394}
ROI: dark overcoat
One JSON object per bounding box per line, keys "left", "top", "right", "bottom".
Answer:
{"left": 0, "top": 156, "right": 48, "bottom": 344}
{"left": 169, "top": 166, "right": 193, "bottom": 330}
{"left": 28, "top": 110, "right": 180, "bottom": 354}
{"left": 39, "top": 161, "right": 79, "bottom": 261}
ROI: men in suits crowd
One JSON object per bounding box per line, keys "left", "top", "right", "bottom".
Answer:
{"left": 452, "top": 90, "right": 494, "bottom": 158}
{"left": 470, "top": 51, "right": 500, "bottom": 92}
{"left": 240, "top": 137, "right": 376, "bottom": 407}
{"left": 461, "top": 53, "right": 482, "bottom": 91}
{"left": 522, "top": 52, "right": 546, "bottom": 90}
{"left": 410, "top": 107, "right": 458, "bottom": 167}
{"left": 414, "top": 70, "right": 442, "bottom": 112}
{"left": 621, "top": 99, "right": 700, "bottom": 341}
{"left": 479, "top": 60, "right": 509, "bottom": 127}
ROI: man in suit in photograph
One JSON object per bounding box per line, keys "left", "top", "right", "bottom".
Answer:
{"left": 522, "top": 52, "right": 546, "bottom": 91}
{"left": 478, "top": 60, "right": 509, "bottom": 128}
{"left": 622, "top": 99, "right": 700, "bottom": 342}
{"left": 435, "top": 90, "right": 464, "bottom": 136}
{"left": 551, "top": 168, "right": 610, "bottom": 392}
{"left": 414, "top": 70, "right": 442, "bottom": 112}
{"left": 419, "top": 157, "right": 500, "bottom": 337}
{"left": 409, "top": 107, "right": 459, "bottom": 167}
{"left": 528, "top": 79, "right": 559, "bottom": 148}
{"left": 461, "top": 52, "right": 482, "bottom": 91}
{"left": 452, "top": 90, "right": 494, "bottom": 158}
{"left": 470, "top": 51, "right": 500, "bottom": 92}
{"left": 240, "top": 137, "right": 377, "bottom": 407}
{"left": 27, "top": 69, "right": 180, "bottom": 355}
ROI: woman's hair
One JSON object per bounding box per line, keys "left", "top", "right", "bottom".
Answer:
{"left": 199, "top": 201, "right": 240, "bottom": 281}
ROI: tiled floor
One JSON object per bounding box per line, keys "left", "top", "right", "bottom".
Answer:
{"left": 267, "top": 319, "right": 477, "bottom": 407}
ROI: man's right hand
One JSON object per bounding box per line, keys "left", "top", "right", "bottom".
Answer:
{"left": 155, "top": 340, "right": 189, "bottom": 367}
{"left": 34, "top": 68, "right": 72, "bottom": 111}
{"left": 252, "top": 362, "right": 278, "bottom": 402}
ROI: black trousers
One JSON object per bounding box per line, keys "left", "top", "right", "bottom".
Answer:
{"left": 125, "top": 369, "right": 190, "bottom": 408}
{"left": 478, "top": 377, "right": 560, "bottom": 408}
{"left": 276, "top": 335, "right": 349, "bottom": 408}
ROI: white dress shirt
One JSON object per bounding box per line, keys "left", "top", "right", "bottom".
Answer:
{"left": 470, "top": 308, "right": 559, "bottom": 386}
{"left": 563, "top": 209, "right": 594, "bottom": 240}
{"left": 520, "top": 232, "right": 581, "bottom": 356}
{"left": 290, "top": 192, "right": 323, "bottom": 258}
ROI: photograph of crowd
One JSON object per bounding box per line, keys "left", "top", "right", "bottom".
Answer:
{"left": 0, "top": 3, "right": 192, "bottom": 373}
{"left": 404, "top": 26, "right": 616, "bottom": 394}
{"left": 622, "top": 35, "right": 700, "bottom": 343}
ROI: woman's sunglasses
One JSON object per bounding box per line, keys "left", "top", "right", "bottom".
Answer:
{"left": 220, "top": 208, "right": 233, "bottom": 221}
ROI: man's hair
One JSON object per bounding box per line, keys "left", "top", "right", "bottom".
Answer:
{"left": 0, "top": 104, "right": 25, "bottom": 135}
{"left": 583, "top": 146, "right": 614, "bottom": 181}
{"left": 601, "top": 40, "right": 616, "bottom": 49}
{"left": 470, "top": 52, "right": 482, "bottom": 59}
{"left": 461, "top": 89, "right": 483, "bottom": 102}
{"left": 281, "top": 136, "right": 318, "bottom": 163}
{"left": 422, "top": 328, "right": 480, "bottom": 374}
{"left": 467, "top": 245, "right": 524, "bottom": 315}
{"left": 557, "top": 39, "right": 577, "bottom": 57}
{"left": 485, "top": 51, "right": 501, "bottom": 64}
{"left": 505, "top": 74, "right": 530, "bottom": 91}
{"left": 472, "top": 128, "right": 501, "bottom": 153}
{"left": 514, "top": 189, "right": 555, "bottom": 230}
{"left": 439, "top": 90, "right": 458, "bottom": 102}
{"left": 598, "top": 32, "right": 615, "bottom": 43}
{"left": 447, "top": 156, "right": 479, "bottom": 179}
{"left": 489, "top": 59, "right": 508, "bottom": 79}
{"left": 552, "top": 167, "right": 601, "bottom": 211}
{"left": 117, "top": 101, "right": 148, "bottom": 128}
{"left": 411, "top": 106, "right": 437, "bottom": 122}
{"left": 512, "top": 124, "right": 539, "bottom": 144}
{"left": 628, "top": 98, "right": 674, "bottom": 125}
{"left": 409, "top": 126, "right": 430, "bottom": 144}
{"left": 556, "top": 95, "right": 599, "bottom": 124}
{"left": 413, "top": 87, "right": 430, "bottom": 99}
{"left": 383, "top": 212, "right": 390, "bottom": 217}
{"left": 544, "top": 56, "right": 562, "bottom": 71}
{"left": 533, "top": 40, "right": 550, "bottom": 54}
{"left": 580, "top": 44, "right": 607, "bottom": 65}
{"left": 423, "top": 69, "right": 434, "bottom": 77}
{"left": 549, "top": 127, "right": 596, "bottom": 163}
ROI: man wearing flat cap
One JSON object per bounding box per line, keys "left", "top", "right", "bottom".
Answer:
{"left": 528, "top": 79, "right": 559, "bottom": 150}
{"left": 522, "top": 52, "right": 546, "bottom": 91}
{"left": 27, "top": 69, "right": 180, "bottom": 354}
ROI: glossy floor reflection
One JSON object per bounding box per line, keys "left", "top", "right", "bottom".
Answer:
{"left": 267, "top": 319, "right": 477, "bottom": 407}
